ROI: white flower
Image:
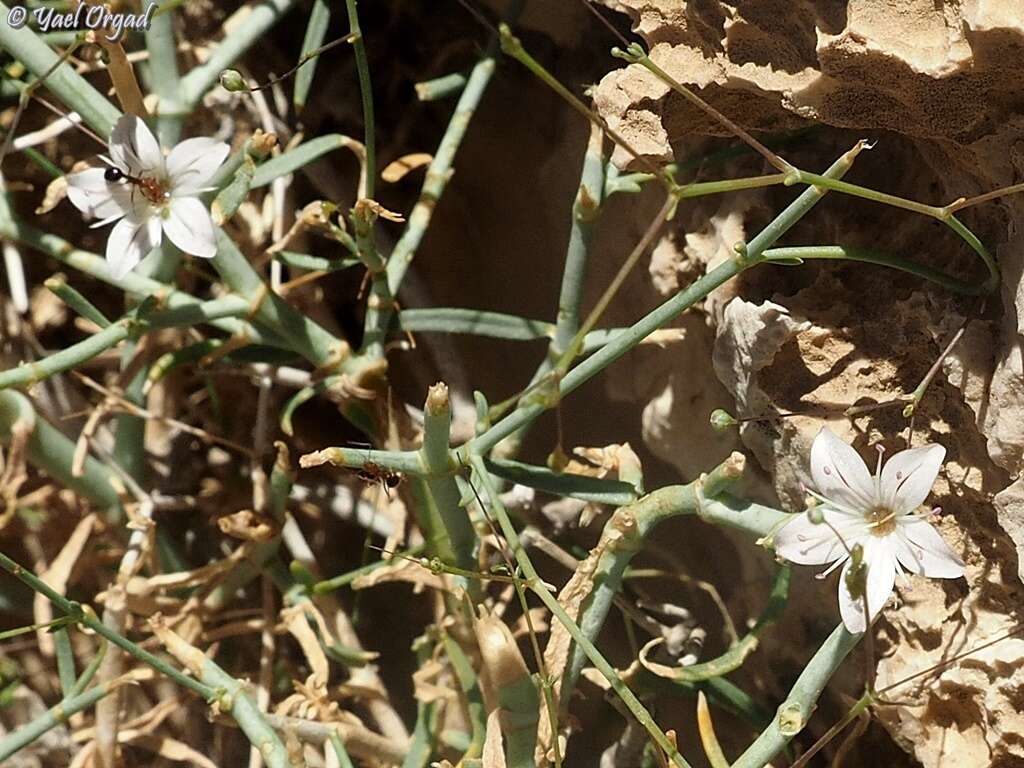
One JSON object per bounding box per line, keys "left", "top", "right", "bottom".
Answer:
{"left": 774, "top": 427, "right": 965, "bottom": 633}
{"left": 66, "top": 114, "right": 230, "bottom": 279}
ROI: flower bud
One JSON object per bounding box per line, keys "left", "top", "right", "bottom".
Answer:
{"left": 219, "top": 69, "right": 248, "bottom": 92}
{"left": 709, "top": 408, "right": 737, "bottom": 432}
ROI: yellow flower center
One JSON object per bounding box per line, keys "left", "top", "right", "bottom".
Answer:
{"left": 865, "top": 505, "right": 897, "bottom": 536}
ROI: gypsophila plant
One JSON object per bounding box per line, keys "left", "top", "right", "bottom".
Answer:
{"left": 0, "top": 1, "right": 1019, "bottom": 767}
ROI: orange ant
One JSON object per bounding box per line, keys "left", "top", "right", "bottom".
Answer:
{"left": 103, "top": 165, "right": 170, "bottom": 206}
{"left": 355, "top": 461, "right": 402, "bottom": 494}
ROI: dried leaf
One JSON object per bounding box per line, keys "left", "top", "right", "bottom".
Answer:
{"left": 125, "top": 733, "right": 219, "bottom": 768}
{"left": 352, "top": 557, "right": 446, "bottom": 592}
{"left": 281, "top": 604, "right": 330, "bottom": 690}
{"left": 536, "top": 509, "right": 637, "bottom": 758}
{"left": 354, "top": 197, "right": 406, "bottom": 223}
{"left": 125, "top": 544, "right": 252, "bottom": 597}
{"left": 475, "top": 610, "right": 530, "bottom": 690}
{"left": 217, "top": 509, "right": 279, "bottom": 542}
{"left": 483, "top": 708, "right": 508, "bottom": 768}
{"left": 381, "top": 152, "right": 432, "bottom": 183}
{"left": 36, "top": 175, "right": 68, "bottom": 214}
{"left": 149, "top": 614, "right": 207, "bottom": 678}
{"left": 34, "top": 513, "right": 96, "bottom": 655}
{"left": 412, "top": 658, "right": 456, "bottom": 704}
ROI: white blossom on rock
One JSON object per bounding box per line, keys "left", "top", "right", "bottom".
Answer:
{"left": 66, "top": 114, "right": 230, "bottom": 279}
{"left": 774, "top": 427, "right": 965, "bottom": 633}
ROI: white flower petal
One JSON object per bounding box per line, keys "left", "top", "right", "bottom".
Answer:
{"left": 774, "top": 509, "right": 865, "bottom": 566}
{"left": 894, "top": 518, "right": 965, "bottom": 578}
{"left": 161, "top": 197, "right": 217, "bottom": 258}
{"left": 66, "top": 168, "right": 133, "bottom": 220}
{"left": 166, "top": 137, "right": 230, "bottom": 193}
{"left": 108, "top": 114, "right": 164, "bottom": 176}
{"left": 810, "top": 427, "right": 875, "bottom": 510}
{"left": 106, "top": 215, "right": 160, "bottom": 279}
{"left": 880, "top": 443, "right": 945, "bottom": 514}
{"left": 838, "top": 537, "right": 897, "bottom": 634}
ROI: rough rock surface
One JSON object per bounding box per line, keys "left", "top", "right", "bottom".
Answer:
{"left": 593, "top": 2, "right": 1024, "bottom": 766}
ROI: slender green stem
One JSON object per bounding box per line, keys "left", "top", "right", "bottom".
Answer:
{"left": 294, "top": 0, "right": 331, "bottom": 108}
{"left": 468, "top": 144, "right": 865, "bottom": 456}
{"left": 640, "top": 567, "right": 790, "bottom": 682}
{"left": 144, "top": 5, "right": 184, "bottom": 143}
{"left": 0, "top": 295, "right": 261, "bottom": 391}
{"left": 560, "top": 456, "right": 773, "bottom": 708}
{"left": 54, "top": 627, "right": 76, "bottom": 695}
{"left": 415, "top": 72, "right": 468, "bottom": 101}
{"left": 442, "top": 631, "right": 486, "bottom": 759}
{"left": 211, "top": 229, "right": 353, "bottom": 371}
{"left": 0, "top": 4, "right": 120, "bottom": 134}
{"left": 731, "top": 624, "right": 862, "bottom": 768}
{"left": 179, "top": 0, "right": 296, "bottom": 107}
{"left": 417, "top": 384, "right": 477, "bottom": 576}
{"left": 763, "top": 245, "right": 991, "bottom": 295}
{"left": 468, "top": 453, "right": 690, "bottom": 768}
{"left": 330, "top": 732, "right": 357, "bottom": 768}
{"left": 343, "top": 0, "right": 375, "bottom": 198}
{"left": 0, "top": 390, "right": 120, "bottom": 510}
{"left": 0, "top": 319, "right": 131, "bottom": 390}
{"left": 0, "top": 215, "right": 283, "bottom": 346}
{"left": 386, "top": 2, "right": 523, "bottom": 296}
{"left": 0, "top": 680, "right": 116, "bottom": 761}
{"left": 151, "top": 619, "right": 291, "bottom": 768}
{"left": 312, "top": 545, "right": 425, "bottom": 594}
{"left": 0, "top": 550, "right": 214, "bottom": 699}
{"left": 45, "top": 275, "right": 111, "bottom": 327}
{"left": 396, "top": 308, "right": 553, "bottom": 341}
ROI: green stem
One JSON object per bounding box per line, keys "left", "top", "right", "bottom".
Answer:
{"left": 415, "top": 72, "right": 468, "bottom": 101}
{"left": 211, "top": 229, "right": 352, "bottom": 371}
{"left": 143, "top": 5, "right": 184, "bottom": 143}
{"left": 343, "top": 0, "right": 375, "bottom": 198}
{"left": 0, "top": 390, "right": 120, "bottom": 510}
{"left": 0, "top": 318, "right": 131, "bottom": 390}
{"left": 0, "top": 296, "right": 256, "bottom": 391}
{"left": 0, "top": 550, "right": 214, "bottom": 699}
{"left": 731, "top": 624, "right": 862, "bottom": 768}
{"left": 419, "top": 384, "right": 476, "bottom": 573}
{"left": 468, "top": 454, "right": 691, "bottom": 768}
{"left": 0, "top": 4, "right": 120, "bottom": 134}
{"left": 179, "top": 0, "right": 296, "bottom": 108}
{"left": 468, "top": 144, "right": 865, "bottom": 456}
{"left": 44, "top": 274, "right": 111, "bottom": 328}
{"left": 0, "top": 680, "right": 116, "bottom": 761}
{"left": 763, "top": 244, "right": 991, "bottom": 295}
{"left": 386, "top": 2, "right": 523, "bottom": 296}
{"left": 0, "top": 215, "right": 280, "bottom": 346}
{"left": 560, "top": 456, "right": 772, "bottom": 707}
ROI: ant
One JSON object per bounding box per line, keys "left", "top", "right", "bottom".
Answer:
{"left": 103, "top": 165, "right": 169, "bottom": 205}
{"left": 354, "top": 460, "right": 402, "bottom": 497}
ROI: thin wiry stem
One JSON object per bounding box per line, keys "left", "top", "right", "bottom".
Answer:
{"left": 467, "top": 453, "right": 692, "bottom": 768}
{"left": 179, "top": 0, "right": 296, "bottom": 107}
{"left": 343, "top": 0, "right": 375, "bottom": 199}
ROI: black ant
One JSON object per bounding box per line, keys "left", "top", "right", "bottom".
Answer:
{"left": 103, "top": 165, "right": 169, "bottom": 205}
